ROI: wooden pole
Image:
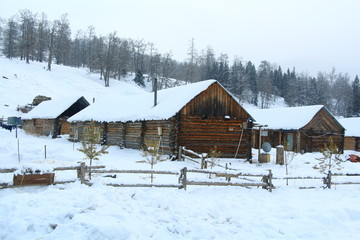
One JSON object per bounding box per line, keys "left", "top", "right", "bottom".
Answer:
{"left": 17, "top": 139, "right": 20, "bottom": 162}
{"left": 258, "top": 127, "right": 262, "bottom": 162}
{"left": 44, "top": 145, "right": 47, "bottom": 159}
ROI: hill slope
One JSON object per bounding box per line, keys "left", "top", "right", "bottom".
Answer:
{"left": 0, "top": 57, "right": 146, "bottom": 117}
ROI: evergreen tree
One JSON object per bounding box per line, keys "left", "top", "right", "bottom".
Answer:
{"left": 352, "top": 75, "right": 360, "bottom": 116}
{"left": 228, "top": 59, "right": 245, "bottom": 98}
{"left": 245, "top": 61, "right": 257, "bottom": 106}
{"left": 78, "top": 120, "right": 109, "bottom": 169}
{"left": 2, "top": 18, "right": 19, "bottom": 58}
{"left": 273, "top": 66, "right": 283, "bottom": 97}
{"left": 134, "top": 69, "right": 145, "bottom": 86}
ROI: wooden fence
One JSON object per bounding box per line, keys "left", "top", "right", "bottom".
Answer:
{"left": 179, "top": 168, "right": 274, "bottom": 191}
{"left": 272, "top": 171, "right": 360, "bottom": 189}
{"left": 178, "top": 146, "right": 239, "bottom": 171}
{"left": 1, "top": 163, "right": 359, "bottom": 191}
{"left": 0, "top": 164, "right": 105, "bottom": 188}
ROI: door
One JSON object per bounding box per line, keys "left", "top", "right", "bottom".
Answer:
{"left": 286, "top": 133, "right": 294, "bottom": 151}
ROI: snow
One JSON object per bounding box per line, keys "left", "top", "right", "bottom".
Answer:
{"left": 0, "top": 57, "right": 146, "bottom": 119}
{"left": 1, "top": 128, "right": 360, "bottom": 240}
{"left": 69, "top": 80, "right": 217, "bottom": 122}
{"left": 21, "top": 96, "right": 86, "bottom": 120}
{"left": 1, "top": 57, "right": 360, "bottom": 239}
{"left": 248, "top": 105, "right": 324, "bottom": 129}
{"left": 338, "top": 117, "right": 360, "bottom": 137}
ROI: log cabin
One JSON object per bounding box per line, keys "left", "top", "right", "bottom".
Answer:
{"left": 68, "top": 80, "right": 255, "bottom": 160}
{"left": 338, "top": 117, "right": 360, "bottom": 151}
{"left": 247, "top": 105, "right": 345, "bottom": 153}
{"left": 22, "top": 96, "right": 90, "bottom": 138}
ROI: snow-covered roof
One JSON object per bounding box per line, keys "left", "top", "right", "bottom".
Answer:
{"left": 22, "top": 96, "right": 87, "bottom": 120}
{"left": 338, "top": 117, "right": 360, "bottom": 137}
{"left": 247, "top": 105, "right": 324, "bottom": 130}
{"left": 69, "top": 80, "right": 236, "bottom": 122}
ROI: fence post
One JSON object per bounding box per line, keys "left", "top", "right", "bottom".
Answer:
{"left": 178, "top": 146, "right": 183, "bottom": 161}
{"left": 79, "top": 162, "right": 86, "bottom": 184}
{"left": 262, "top": 170, "right": 274, "bottom": 192}
{"left": 201, "top": 155, "right": 204, "bottom": 169}
{"left": 276, "top": 145, "right": 284, "bottom": 165}
{"left": 268, "top": 170, "right": 273, "bottom": 192}
{"left": 179, "top": 167, "right": 187, "bottom": 190}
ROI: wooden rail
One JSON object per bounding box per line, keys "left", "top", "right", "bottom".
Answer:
{"left": 2, "top": 163, "right": 359, "bottom": 191}
{"left": 178, "top": 167, "right": 274, "bottom": 192}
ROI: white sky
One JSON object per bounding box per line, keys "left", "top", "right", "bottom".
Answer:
{"left": 1, "top": 0, "right": 359, "bottom": 78}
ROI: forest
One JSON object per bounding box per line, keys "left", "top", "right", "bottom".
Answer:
{"left": 0, "top": 9, "right": 359, "bottom": 117}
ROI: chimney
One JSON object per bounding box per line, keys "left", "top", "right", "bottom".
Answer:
{"left": 153, "top": 78, "right": 158, "bottom": 107}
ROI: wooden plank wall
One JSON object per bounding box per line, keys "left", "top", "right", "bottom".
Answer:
{"left": 59, "top": 119, "right": 70, "bottom": 135}
{"left": 305, "top": 134, "right": 344, "bottom": 153}
{"left": 178, "top": 116, "right": 251, "bottom": 159}
{"left": 180, "top": 83, "right": 249, "bottom": 119}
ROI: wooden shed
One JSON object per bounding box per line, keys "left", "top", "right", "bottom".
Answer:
{"left": 22, "top": 96, "right": 90, "bottom": 138}
{"left": 338, "top": 117, "right": 360, "bottom": 151}
{"left": 248, "top": 105, "right": 345, "bottom": 153}
{"left": 69, "top": 80, "right": 255, "bottom": 160}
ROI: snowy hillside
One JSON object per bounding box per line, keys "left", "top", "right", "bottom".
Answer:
{"left": 0, "top": 57, "right": 147, "bottom": 118}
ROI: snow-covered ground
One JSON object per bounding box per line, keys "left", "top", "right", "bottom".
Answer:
{"left": 1, "top": 128, "right": 360, "bottom": 240}
{"left": 1, "top": 57, "right": 360, "bottom": 239}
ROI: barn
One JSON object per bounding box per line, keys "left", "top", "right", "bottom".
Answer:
{"left": 22, "top": 96, "right": 90, "bottom": 138}
{"left": 247, "top": 105, "right": 345, "bottom": 153}
{"left": 338, "top": 117, "right": 360, "bottom": 151}
{"left": 68, "top": 80, "right": 255, "bottom": 160}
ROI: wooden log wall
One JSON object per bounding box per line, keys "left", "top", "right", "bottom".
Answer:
{"left": 344, "top": 137, "right": 356, "bottom": 150}
{"left": 142, "top": 120, "right": 177, "bottom": 155}
{"left": 178, "top": 116, "right": 251, "bottom": 159}
{"left": 124, "top": 121, "right": 144, "bottom": 149}
{"left": 105, "top": 122, "right": 125, "bottom": 147}
{"left": 22, "top": 119, "right": 56, "bottom": 137}
{"left": 69, "top": 121, "right": 104, "bottom": 144}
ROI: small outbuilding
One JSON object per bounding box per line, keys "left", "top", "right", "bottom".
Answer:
{"left": 69, "top": 80, "right": 255, "bottom": 159}
{"left": 338, "top": 117, "right": 360, "bottom": 151}
{"left": 247, "top": 105, "right": 345, "bottom": 153}
{"left": 22, "top": 96, "right": 90, "bottom": 138}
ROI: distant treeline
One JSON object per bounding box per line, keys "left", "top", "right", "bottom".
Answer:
{"left": 0, "top": 9, "right": 359, "bottom": 117}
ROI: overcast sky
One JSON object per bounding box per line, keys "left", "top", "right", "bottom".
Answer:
{"left": 1, "top": 0, "right": 359, "bottom": 78}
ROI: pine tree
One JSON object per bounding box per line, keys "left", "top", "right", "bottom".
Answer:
{"left": 134, "top": 70, "right": 145, "bottom": 86}
{"left": 313, "top": 137, "right": 343, "bottom": 174}
{"left": 352, "top": 75, "right": 360, "bottom": 116}
{"left": 78, "top": 121, "right": 109, "bottom": 169}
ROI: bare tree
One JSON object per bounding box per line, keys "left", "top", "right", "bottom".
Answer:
{"left": 159, "top": 51, "right": 173, "bottom": 89}
{"left": 54, "top": 14, "right": 71, "bottom": 65}
{"left": 185, "top": 38, "right": 198, "bottom": 83}
{"left": 47, "top": 21, "right": 56, "bottom": 71}
{"left": 103, "top": 32, "right": 119, "bottom": 87}
{"left": 18, "top": 9, "right": 37, "bottom": 63}
{"left": 35, "top": 13, "right": 48, "bottom": 62}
